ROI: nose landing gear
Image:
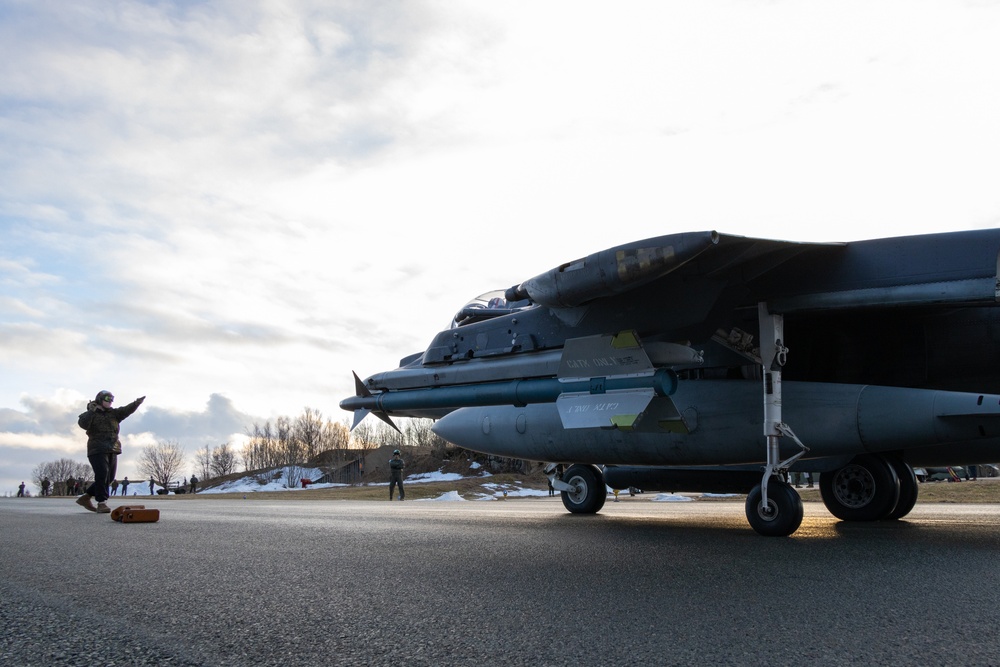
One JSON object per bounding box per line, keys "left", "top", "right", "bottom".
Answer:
{"left": 748, "top": 303, "right": 808, "bottom": 537}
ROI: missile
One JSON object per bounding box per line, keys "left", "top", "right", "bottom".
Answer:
{"left": 341, "top": 331, "right": 695, "bottom": 431}
{"left": 340, "top": 368, "right": 678, "bottom": 428}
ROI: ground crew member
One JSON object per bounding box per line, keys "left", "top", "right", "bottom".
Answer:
{"left": 389, "top": 449, "right": 405, "bottom": 501}
{"left": 76, "top": 390, "right": 145, "bottom": 513}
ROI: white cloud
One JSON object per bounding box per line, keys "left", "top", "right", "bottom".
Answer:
{"left": 3, "top": 0, "right": 1000, "bottom": 493}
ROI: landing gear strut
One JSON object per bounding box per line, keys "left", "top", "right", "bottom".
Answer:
{"left": 747, "top": 303, "right": 807, "bottom": 537}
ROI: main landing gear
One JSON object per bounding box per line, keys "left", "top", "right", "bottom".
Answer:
{"left": 819, "top": 453, "right": 918, "bottom": 521}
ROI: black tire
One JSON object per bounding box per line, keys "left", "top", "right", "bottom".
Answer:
{"left": 560, "top": 464, "right": 607, "bottom": 514}
{"left": 745, "top": 480, "right": 803, "bottom": 537}
{"left": 885, "top": 458, "right": 918, "bottom": 520}
{"left": 819, "top": 454, "right": 900, "bottom": 521}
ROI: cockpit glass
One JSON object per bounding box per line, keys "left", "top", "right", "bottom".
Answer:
{"left": 449, "top": 290, "right": 512, "bottom": 328}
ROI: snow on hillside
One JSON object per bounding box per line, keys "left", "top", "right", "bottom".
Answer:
{"left": 197, "top": 466, "right": 726, "bottom": 502}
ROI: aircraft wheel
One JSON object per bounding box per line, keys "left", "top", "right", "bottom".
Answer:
{"left": 885, "top": 458, "right": 918, "bottom": 520}
{"left": 819, "top": 454, "right": 900, "bottom": 521}
{"left": 745, "top": 481, "right": 803, "bottom": 537}
{"left": 561, "top": 464, "right": 607, "bottom": 514}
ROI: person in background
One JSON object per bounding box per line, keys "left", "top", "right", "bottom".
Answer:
{"left": 76, "top": 390, "right": 145, "bottom": 513}
{"left": 389, "top": 449, "right": 405, "bottom": 501}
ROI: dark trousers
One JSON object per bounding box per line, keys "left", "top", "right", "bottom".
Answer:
{"left": 86, "top": 453, "right": 117, "bottom": 503}
{"left": 389, "top": 477, "right": 404, "bottom": 500}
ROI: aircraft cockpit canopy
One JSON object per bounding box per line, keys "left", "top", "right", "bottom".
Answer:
{"left": 450, "top": 290, "right": 527, "bottom": 328}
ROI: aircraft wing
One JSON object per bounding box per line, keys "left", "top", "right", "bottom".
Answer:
{"left": 507, "top": 229, "right": 999, "bottom": 313}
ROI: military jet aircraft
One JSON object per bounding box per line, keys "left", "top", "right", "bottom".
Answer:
{"left": 341, "top": 229, "right": 1000, "bottom": 536}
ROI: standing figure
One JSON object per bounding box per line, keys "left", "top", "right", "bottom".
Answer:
{"left": 41, "top": 477, "right": 50, "bottom": 496}
{"left": 149, "top": 477, "right": 154, "bottom": 495}
{"left": 389, "top": 449, "right": 405, "bottom": 501}
{"left": 17, "top": 481, "right": 25, "bottom": 497}
{"left": 76, "top": 390, "right": 145, "bottom": 513}
{"left": 121, "top": 476, "right": 130, "bottom": 496}
{"left": 189, "top": 475, "right": 198, "bottom": 494}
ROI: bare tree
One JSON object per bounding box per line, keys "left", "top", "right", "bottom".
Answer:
{"left": 275, "top": 416, "right": 301, "bottom": 466}
{"left": 243, "top": 421, "right": 279, "bottom": 470}
{"left": 404, "top": 418, "right": 445, "bottom": 448}
{"left": 348, "top": 419, "right": 387, "bottom": 482}
{"left": 294, "top": 407, "right": 325, "bottom": 461}
{"left": 317, "top": 419, "right": 352, "bottom": 483}
{"left": 210, "top": 442, "right": 238, "bottom": 478}
{"left": 137, "top": 440, "right": 186, "bottom": 488}
{"left": 325, "top": 420, "right": 350, "bottom": 450}
{"left": 368, "top": 420, "right": 405, "bottom": 449}
{"left": 194, "top": 445, "right": 212, "bottom": 482}
{"left": 349, "top": 420, "right": 378, "bottom": 451}
{"left": 282, "top": 464, "right": 304, "bottom": 489}
{"left": 32, "top": 458, "right": 91, "bottom": 495}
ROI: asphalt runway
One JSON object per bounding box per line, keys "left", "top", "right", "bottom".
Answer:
{"left": 3, "top": 496, "right": 1000, "bottom": 667}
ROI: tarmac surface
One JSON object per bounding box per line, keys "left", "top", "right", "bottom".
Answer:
{"left": 3, "top": 495, "right": 1000, "bottom": 666}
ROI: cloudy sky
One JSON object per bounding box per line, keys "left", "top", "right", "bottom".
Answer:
{"left": 3, "top": 0, "right": 1000, "bottom": 494}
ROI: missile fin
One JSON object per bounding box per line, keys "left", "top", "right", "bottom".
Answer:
{"left": 372, "top": 410, "right": 402, "bottom": 433}
{"left": 636, "top": 396, "right": 692, "bottom": 434}
{"left": 556, "top": 389, "right": 655, "bottom": 429}
{"left": 347, "top": 372, "right": 400, "bottom": 433}
{"left": 349, "top": 406, "right": 401, "bottom": 433}
{"left": 558, "top": 331, "right": 654, "bottom": 379}
{"left": 350, "top": 408, "right": 370, "bottom": 431}
{"left": 353, "top": 371, "right": 373, "bottom": 398}
{"left": 610, "top": 414, "right": 642, "bottom": 431}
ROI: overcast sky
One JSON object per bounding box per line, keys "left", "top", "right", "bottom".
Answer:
{"left": 3, "top": 0, "right": 1000, "bottom": 494}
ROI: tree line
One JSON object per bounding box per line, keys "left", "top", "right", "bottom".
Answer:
{"left": 30, "top": 409, "right": 449, "bottom": 494}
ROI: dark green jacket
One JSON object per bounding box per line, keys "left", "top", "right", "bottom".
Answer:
{"left": 77, "top": 399, "right": 143, "bottom": 456}
{"left": 389, "top": 457, "right": 405, "bottom": 480}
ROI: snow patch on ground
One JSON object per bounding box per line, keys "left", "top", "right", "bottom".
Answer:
{"left": 651, "top": 493, "right": 695, "bottom": 502}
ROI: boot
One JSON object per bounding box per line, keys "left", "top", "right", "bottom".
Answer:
{"left": 75, "top": 494, "right": 97, "bottom": 512}
{"left": 96, "top": 502, "right": 111, "bottom": 513}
